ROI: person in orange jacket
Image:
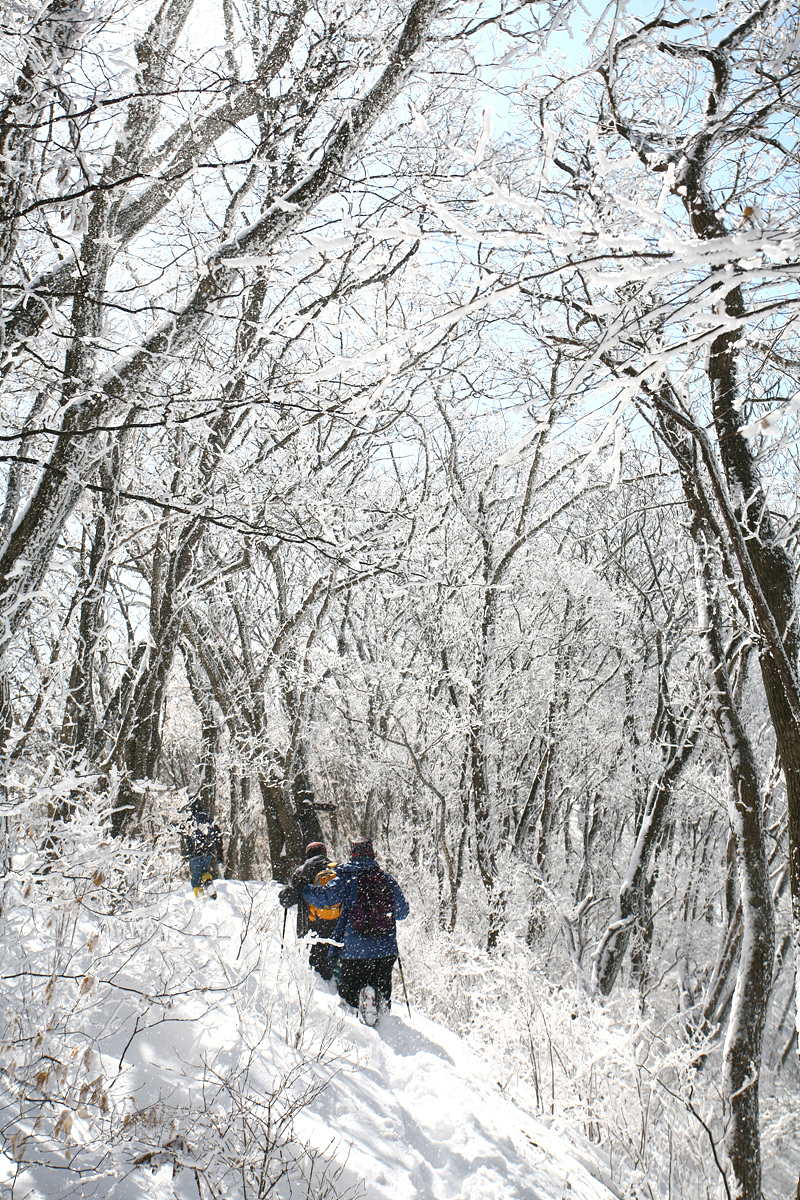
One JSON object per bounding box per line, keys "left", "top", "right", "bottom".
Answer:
{"left": 278, "top": 841, "right": 341, "bottom": 980}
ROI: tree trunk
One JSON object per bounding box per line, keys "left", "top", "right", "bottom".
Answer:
{"left": 591, "top": 700, "right": 701, "bottom": 996}
{"left": 629, "top": 867, "right": 657, "bottom": 1004}
{"left": 0, "top": 0, "right": 87, "bottom": 271}
{"left": 227, "top": 769, "right": 257, "bottom": 882}
{"left": 258, "top": 772, "right": 302, "bottom": 883}
{"left": 652, "top": 406, "right": 775, "bottom": 1196}
{"left": 659, "top": 111, "right": 800, "bottom": 1121}
{"left": 694, "top": 528, "right": 774, "bottom": 1200}
{"left": 61, "top": 455, "right": 120, "bottom": 762}
{"left": 288, "top": 743, "right": 323, "bottom": 849}
{"left": 183, "top": 640, "right": 221, "bottom": 814}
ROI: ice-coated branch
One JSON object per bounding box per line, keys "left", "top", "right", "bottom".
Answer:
{"left": 0, "top": 0, "right": 444, "bottom": 654}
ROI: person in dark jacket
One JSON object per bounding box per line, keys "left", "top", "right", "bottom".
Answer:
{"left": 181, "top": 798, "right": 224, "bottom": 897}
{"left": 302, "top": 838, "right": 409, "bottom": 1018}
{"left": 278, "top": 842, "right": 341, "bottom": 981}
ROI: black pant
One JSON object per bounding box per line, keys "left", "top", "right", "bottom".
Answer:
{"left": 338, "top": 956, "right": 396, "bottom": 1010}
{"left": 309, "top": 939, "right": 335, "bottom": 980}
{"left": 308, "top": 917, "right": 339, "bottom": 980}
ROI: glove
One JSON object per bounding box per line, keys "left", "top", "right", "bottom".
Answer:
{"left": 278, "top": 885, "right": 297, "bottom": 909}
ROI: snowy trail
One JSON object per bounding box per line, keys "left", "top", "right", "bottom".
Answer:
{"left": 202, "top": 882, "right": 618, "bottom": 1200}
{"left": 298, "top": 995, "right": 618, "bottom": 1200}
{"left": 2, "top": 878, "right": 620, "bottom": 1200}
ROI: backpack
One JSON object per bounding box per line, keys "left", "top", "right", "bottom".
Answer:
{"left": 349, "top": 867, "right": 395, "bottom": 937}
{"left": 197, "top": 822, "right": 215, "bottom": 852}
{"left": 188, "top": 819, "right": 220, "bottom": 857}
{"left": 308, "top": 864, "right": 342, "bottom": 923}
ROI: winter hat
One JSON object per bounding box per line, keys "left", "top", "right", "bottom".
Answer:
{"left": 305, "top": 841, "right": 327, "bottom": 858}
{"left": 350, "top": 838, "right": 375, "bottom": 861}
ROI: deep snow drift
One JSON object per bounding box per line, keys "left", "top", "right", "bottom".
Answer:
{"left": 1, "top": 875, "right": 620, "bottom": 1200}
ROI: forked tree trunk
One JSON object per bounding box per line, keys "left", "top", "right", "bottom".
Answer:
{"left": 694, "top": 530, "right": 774, "bottom": 1200}
{"left": 672, "top": 100, "right": 800, "bottom": 1150}
{"left": 653, "top": 407, "right": 777, "bottom": 1199}
{"left": 599, "top": 18, "right": 800, "bottom": 1155}
{"left": 591, "top": 696, "right": 701, "bottom": 996}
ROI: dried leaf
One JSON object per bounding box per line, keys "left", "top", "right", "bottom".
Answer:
{"left": 54, "top": 1110, "right": 73, "bottom": 1140}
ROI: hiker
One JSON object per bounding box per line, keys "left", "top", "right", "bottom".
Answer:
{"left": 181, "top": 798, "right": 224, "bottom": 898}
{"left": 278, "top": 842, "right": 341, "bottom": 981}
{"left": 302, "top": 837, "right": 409, "bottom": 1022}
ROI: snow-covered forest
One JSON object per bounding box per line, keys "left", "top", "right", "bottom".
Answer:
{"left": 1, "top": 0, "right": 799, "bottom": 1196}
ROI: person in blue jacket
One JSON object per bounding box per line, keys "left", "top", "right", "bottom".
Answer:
{"left": 302, "top": 838, "right": 409, "bottom": 1018}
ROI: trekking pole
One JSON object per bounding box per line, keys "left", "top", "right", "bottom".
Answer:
{"left": 282, "top": 907, "right": 288, "bottom": 942}
{"left": 396, "top": 953, "right": 412, "bottom": 1019}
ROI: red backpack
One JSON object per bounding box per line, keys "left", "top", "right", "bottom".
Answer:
{"left": 349, "top": 868, "right": 395, "bottom": 937}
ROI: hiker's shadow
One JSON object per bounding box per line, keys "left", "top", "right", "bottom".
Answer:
{"left": 378, "top": 1015, "right": 455, "bottom": 1064}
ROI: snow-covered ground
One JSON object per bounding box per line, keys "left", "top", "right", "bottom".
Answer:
{"left": 1, "top": 874, "right": 620, "bottom": 1200}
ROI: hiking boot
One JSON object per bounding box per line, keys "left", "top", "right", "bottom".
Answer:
{"left": 358, "top": 985, "right": 378, "bottom": 1026}
{"left": 193, "top": 886, "right": 203, "bottom": 898}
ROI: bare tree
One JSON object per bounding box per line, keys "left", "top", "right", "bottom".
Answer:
{"left": 0, "top": 0, "right": 445, "bottom": 663}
